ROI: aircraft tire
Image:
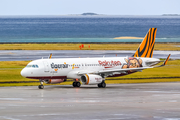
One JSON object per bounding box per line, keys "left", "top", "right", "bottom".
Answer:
{"left": 98, "top": 84, "right": 102, "bottom": 88}
{"left": 76, "top": 82, "right": 81, "bottom": 87}
{"left": 73, "top": 82, "right": 77, "bottom": 87}
{"left": 73, "top": 82, "right": 81, "bottom": 87}
{"left": 38, "top": 85, "right": 44, "bottom": 89}
{"left": 101, "top": 82, "right": 106, "bottom": 88}
{"left": 98, "top": 82, "right": 106, "bottom": 88}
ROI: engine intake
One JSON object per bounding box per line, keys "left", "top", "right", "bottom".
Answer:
{"left": 81, "top": 74, "right": 103, "bottom": 85}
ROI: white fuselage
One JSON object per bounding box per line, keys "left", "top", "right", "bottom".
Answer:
{"left": 21, "top": 57, "right": 160, "bottom": 80}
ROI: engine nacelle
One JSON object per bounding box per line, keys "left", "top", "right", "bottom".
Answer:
{"left": 44, "top": 79, "right": 65, "bottom": 84}
{"left": 81, "top": 74, "right": 103, "bottom": 85}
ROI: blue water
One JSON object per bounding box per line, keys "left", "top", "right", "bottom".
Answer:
{"left": 0, "top": 15, "right": 180, "bottom": 43}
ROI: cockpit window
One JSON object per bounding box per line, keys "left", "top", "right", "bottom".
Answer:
{"left": 26, "top": 64, "right": 39, "bottom": 68}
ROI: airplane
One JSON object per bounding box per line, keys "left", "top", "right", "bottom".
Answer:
{"left": 21, "top": 28, "right": 171, "bottom": 89}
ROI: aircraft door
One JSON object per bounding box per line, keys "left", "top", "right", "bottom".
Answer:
{"left": 43, "top": 61, "right": 50, "bottom": 72}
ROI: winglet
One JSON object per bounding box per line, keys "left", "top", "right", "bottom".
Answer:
{"left": 154, "top": 54, "right": 171, "bottom": 68}
{"left": 163, "top": 54, "right": 171, "bottom": 65}
{"left": 49, "top": 53, "right": 52, "bottom": 59}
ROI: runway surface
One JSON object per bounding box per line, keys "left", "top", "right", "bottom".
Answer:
{"left": 0, "top": 50, "right": 179, "bottom": 61}
{"left": 0, "top": 83, "right": 180, "bottom": 120}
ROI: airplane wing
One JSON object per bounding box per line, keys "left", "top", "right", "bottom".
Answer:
{"left": 77, "top": 67, "right": 152, "bottom": 76}
{"left": 97, "top": 67, "right": 152, "bottom": 74}
{"left": 77, "top": 54, "right": 171, "bottom": 76}
{"left": 98, "top": 54, "right": 171, "bottom": 75}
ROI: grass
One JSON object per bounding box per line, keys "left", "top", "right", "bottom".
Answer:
{"left": 0, "top": 60, "right": 180, "bottom": 87}
{"left": 0, "top": 43, "right": 180, "bottom": 50}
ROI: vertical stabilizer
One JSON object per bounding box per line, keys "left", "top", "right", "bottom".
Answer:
{"left": 133, "top": 28, "right": 157, "bottom": 58}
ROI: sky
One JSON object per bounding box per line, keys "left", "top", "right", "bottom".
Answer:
{"left": 0, "top": 0, "right": 179, "bottom": 15}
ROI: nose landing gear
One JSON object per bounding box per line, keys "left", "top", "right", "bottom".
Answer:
{"left": 38, "top": 80, "right": 44, "bottom": 89}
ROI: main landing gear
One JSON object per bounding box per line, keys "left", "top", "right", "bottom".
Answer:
{"left": 38, "top": 80, "right": 44, "bottom": 89}
{"left": 98, "top": 81, "right": 106, "bottom": 88}
{"left": 72, "top": 82, "right": 81, "bottom": 87}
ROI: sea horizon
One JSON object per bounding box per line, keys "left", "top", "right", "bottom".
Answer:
{"left": 0, "top": 14, "right": 180, "bottom": 17}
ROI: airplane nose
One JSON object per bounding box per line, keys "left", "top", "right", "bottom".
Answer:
{"left": 21, "top": 69, "right": 26, "bottom": 77}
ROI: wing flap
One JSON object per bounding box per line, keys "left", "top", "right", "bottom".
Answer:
{"left": 97, "top": 67, "right": 152, "bottom": 74}
{"left": 77, "top": 67, "right": 152, "bottom": 76}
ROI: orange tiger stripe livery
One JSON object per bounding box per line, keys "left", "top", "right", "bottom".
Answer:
{"left": 133, "top": 28, "right": 157, "bottom": 58}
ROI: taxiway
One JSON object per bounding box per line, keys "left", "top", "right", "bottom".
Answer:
{"left": 0, "top": 83, "right": 180, "bottom": 120}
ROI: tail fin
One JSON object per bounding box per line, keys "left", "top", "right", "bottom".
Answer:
{"left": 133, "top": 28, "right": 157, "bottom": 58}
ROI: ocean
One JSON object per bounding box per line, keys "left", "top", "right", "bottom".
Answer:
{"left": 0, "top": 15, "right": 180, "bottom": 43}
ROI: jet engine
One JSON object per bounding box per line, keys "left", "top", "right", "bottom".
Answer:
{"left": 44, "top": 79, "right": 65, "bottom": 84}
{"left": 81, "top": 74, "right": 103, "bottom": 85}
